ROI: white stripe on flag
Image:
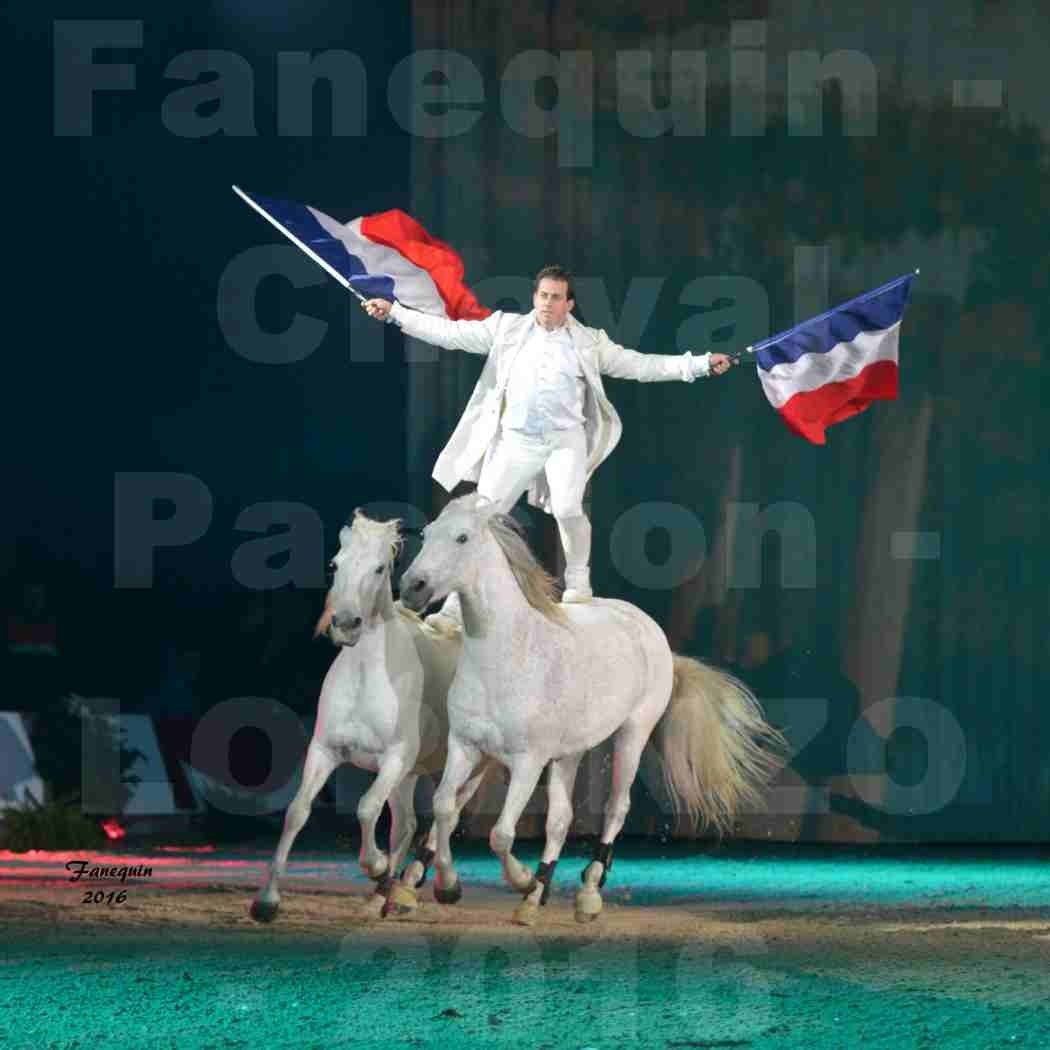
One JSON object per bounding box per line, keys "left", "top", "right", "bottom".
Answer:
{"left": 308, "top": 210, "right": 450, "bottom": 317}
{"left": 758, "top": 323, "right": 901, "bottom": 411}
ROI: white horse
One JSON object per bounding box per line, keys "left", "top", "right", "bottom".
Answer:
{"left": 396, "top": 493, "right": 786, "bottom": 925}
{"left": 250, "top": 511, "right": 493, "bottom": 923}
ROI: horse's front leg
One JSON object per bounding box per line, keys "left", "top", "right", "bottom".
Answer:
{"left": 357, "top": 749, "right": 410, "bottom": 893}
{"left": 386, "top": 771, "right": 420, "bottom": 877}
{"left": 432, "top": 737, "right": 483, "bottom": 904}
{"left": 489, "top": 756, "right": 547, "bottom": 904}
{"left": 513, "top": 752, "right": 583, "bottom": 926}
{"left": 387, "top": 759, "right": 493, "bottom": 916}
{"left": 251, "top": 741, "right": 338, "bottom": 923}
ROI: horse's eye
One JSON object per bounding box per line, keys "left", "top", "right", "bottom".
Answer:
{"left": 326, "top": 560, "right": 337, "bottom": 575}
{"left": 375, "top": 565, "right": 385, "bottom": 575}
{"left": 456, "top": 533, "right": 468, "bottom": 544}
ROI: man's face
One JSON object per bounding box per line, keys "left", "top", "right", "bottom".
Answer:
{"left": 533, "top": 277, "right": 574, "bottom": 329}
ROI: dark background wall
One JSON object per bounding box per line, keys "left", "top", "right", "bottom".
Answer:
{"left": 4, "top": 0, "right": 1048, "bottom": 841}
{"left": 6, "top": 0, "right": 413, "bottom": 704}
{"left": 403, "top": 0, "right": 1049, "bottom": 842}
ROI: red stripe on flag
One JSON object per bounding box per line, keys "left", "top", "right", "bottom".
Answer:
{"left": 778, "top": 360, "right": 899, "bottom": 444}
{"left": 360, "top": 211, "right": 491, "bottom": 320}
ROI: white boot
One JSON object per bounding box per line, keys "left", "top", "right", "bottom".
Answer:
{"left": 557, "top": 514, "right": 593, "bottom": 603}
{"left": 425, "top": 591, "right": 463, "bottom": 632}
{"left": 561, "top": 567, "right": 593, "bottom": 603}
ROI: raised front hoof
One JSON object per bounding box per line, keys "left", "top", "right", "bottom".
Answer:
{"left": 383, "top": 882, "right": 419, "bottom": 917}
{"left": 574, "top": 888, "right": 603, "bottom": 924}
{"left": 512, "top": 898, "right": 540, "bottom": 927}
{"left": 250, "top": 899, "right": 279, "bottom": 924}
{"left": 433, "top": 880, "right": 462, "bottom": 906}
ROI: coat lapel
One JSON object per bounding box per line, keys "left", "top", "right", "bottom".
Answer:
{"left": 435, "top": 310, "right": 625, "bottom": 511}
{"left": 495, "top": 311, "right": 535, "bottom": 391}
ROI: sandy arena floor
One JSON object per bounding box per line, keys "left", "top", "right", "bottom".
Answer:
{"left": 2, "top": 843, "right": 1048, "bottom": 1049}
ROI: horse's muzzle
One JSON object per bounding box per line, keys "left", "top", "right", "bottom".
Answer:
{"left": 400, "top": 575, "right": 431, "bottom": 613}
{"left": 328, "top": 612, "right": 363, "bottom": 647}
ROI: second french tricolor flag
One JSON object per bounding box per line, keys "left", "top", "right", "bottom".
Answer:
{"left": 233, "top": 186, "right": 491, "bottom": 321}
{"left": 754, "top": 272, "right": 916, "bottom": 445}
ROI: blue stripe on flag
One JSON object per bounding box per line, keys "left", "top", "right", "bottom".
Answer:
{"left": 756, "top": 274, "right": 914, "bottom": 372}
{"left": 347, "top": 273, "right": 396, "bottom": 300}
{"left": 246, "top": 191, "right": 368, "bottom": 283}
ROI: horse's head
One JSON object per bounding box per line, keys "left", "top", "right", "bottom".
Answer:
{"left": 315, "top": 510, "right": 400, "bottom": 647}
{"left": 400, "top": 495, "right": 495, "bottom": 613}
{"left": 401, "top": 494, "right": 563, "bottom": 623}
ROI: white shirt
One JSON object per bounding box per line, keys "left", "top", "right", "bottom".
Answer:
{"left": 501, "top": 320, "right": 585, "bottom": 435}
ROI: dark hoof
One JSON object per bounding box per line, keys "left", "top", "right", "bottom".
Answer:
{"left": 250, "top": 899, "right": 279, "bottom": 923}
{"left": 434, "top": 880, "right": 462, "bottom": 905}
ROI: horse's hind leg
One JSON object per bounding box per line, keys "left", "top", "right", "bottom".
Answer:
{"left": 513, "top": 752, "right": 583, "bottom": 926}
{"left": 576, "top": 718, "right": 653, "bottom": 923}
{"left": 251, "top": 740, "right": 338, "bottom": 923}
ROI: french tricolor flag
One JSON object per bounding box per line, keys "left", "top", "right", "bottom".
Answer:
{"left": 753, "top": 272, "right": 916, "bottom": 445}
{"left": 232, "top": 186, "right": 491, "bottom": 321}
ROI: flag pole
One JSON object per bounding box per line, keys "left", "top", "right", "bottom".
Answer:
{"left": 727, "top": 269, "right": 920, "bottom": 365}
{"left": 231, "top": 185, "right": 368, "bottom": 302}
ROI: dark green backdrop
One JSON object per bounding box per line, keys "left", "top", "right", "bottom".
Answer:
{"left": 6, "top": 1, "right": 1047, "bottom": 841}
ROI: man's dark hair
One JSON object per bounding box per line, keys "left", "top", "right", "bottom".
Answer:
{"left": 534, "top": 265, "right": 575, "bottom": 301}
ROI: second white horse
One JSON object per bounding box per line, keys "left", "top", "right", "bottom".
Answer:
{"left": 250, "top": 511, "right": 491, "bottom": 923}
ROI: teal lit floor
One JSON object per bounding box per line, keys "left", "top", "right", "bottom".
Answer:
{"left": 2, "top": 842, "right": 1048, "bottom": 1049}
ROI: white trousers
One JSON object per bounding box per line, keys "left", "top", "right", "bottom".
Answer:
{"left": 476, "top": 426, "right": 591, "bottom": 578}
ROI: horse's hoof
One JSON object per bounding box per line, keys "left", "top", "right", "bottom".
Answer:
{"left": 434, "top": 880, "right": 462, "bottom": 905}
{"left": 363, "top": 857, "right": 389, "bottom": 881}
{"left": 250, "top": 899, "right": 279, "bottom": 924}
{"left": 574, "top": 889, "right": 602, "bottom": 924}
{"left": 512, "top": 898, "right": 540, "bottom": 927}
{"left": 510, "top": 873, "right": 538, "bottom": 895}
{"left": 362, "top": 893, "right": 386, "bottom": 918}
{"left": 385, "top": 882, "right": 419, "bottom": 916}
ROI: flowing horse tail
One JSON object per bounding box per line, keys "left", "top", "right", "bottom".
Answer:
{"left": 654, "top": 655, "right": 788, "bottom": 835}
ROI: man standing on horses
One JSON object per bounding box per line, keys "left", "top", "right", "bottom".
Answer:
{"left": 361, "top": 265, "right": 736, "bottom": 607}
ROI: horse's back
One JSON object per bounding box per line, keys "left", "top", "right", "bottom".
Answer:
{"left": 561, "top": 596, "right": 659, "bottom": 628}
{"left": 562, "top": 597, "right": 671, "bottom": 660}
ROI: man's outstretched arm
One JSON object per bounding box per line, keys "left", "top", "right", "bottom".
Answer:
{"left": 362, "top": 298, "right": 499, "bottom": 356}
{"left": 597, "top": 333, "right": 738, "bottom": 383}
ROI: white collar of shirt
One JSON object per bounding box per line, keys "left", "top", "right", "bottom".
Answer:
{"left": 528, "top": 311, "right": 575, "bottom": 340}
